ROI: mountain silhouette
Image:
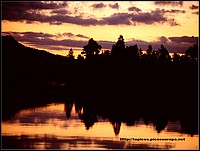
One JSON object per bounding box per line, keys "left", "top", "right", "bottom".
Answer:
{"left": 2, "top": 36, "right": 69, "bottom": 120}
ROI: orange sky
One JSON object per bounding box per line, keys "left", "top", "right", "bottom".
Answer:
{"left": 2, "top": 1, "right": 199, "bottom": 57}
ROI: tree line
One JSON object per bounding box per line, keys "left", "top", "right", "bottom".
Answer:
{"left": 67, "top": 35, "right": 198, "bottom": 64}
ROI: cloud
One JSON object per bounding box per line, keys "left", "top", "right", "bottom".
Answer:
{"left": 128, "top": 6, "right": 142, "bottom": 12}
{"left": 2, "top": 2, "right": 180, "bottom": 27}
{"left": 189, "top": 5, "right": 199, "bottom": 10}
{"left": 102, "top": 8, "right": 180, "bottom": 26}
{"left": 102, "top": 13, "right": 132, "bottom": 25}
{"left": 2, "top": 31, "right": 54, "bottom": 40}
{"left": 57, "top": 32, "right": 90, "bottom": 39}
{"left": 61, "top": 32, "right": 74, "bottom": 37}
{"left": 2, "top": 2, "right": 69, "bottom": 23}
{"left": 168, "top": 36, "right": 198, "bottom": 44}
{"left": 76, "top": 34, "right": 90, "bottom": 39}
{"left": 3, "top": 32, "right": 198, "bottom": 53}
{"left": 154, "top": 1, "right": 183, "bottom": 6}
{"left": 109, "top": 3, "right": 119, "bottom": 9}
{"left": 50, "top": 9, "right": 68, "bottom": 15}
{"left": 125, "top": 36, "right": 198, "bottom": 53}
{"left": 2, "top": 2, "right": 68, "bottom": 14}
{"left": 158, "top": 36, "right": 169, "bottom": 43}
{"left": 3, "top": 10, "right": 105, "bottom": 26}
{"left": 2, "top": 31, "right": 90, "bottom": 51}
{"left": 192, "top": 11, "right": 199, "bottom": 15}
{"left": 130, "top": 9, "right": 180, "bottom": 26}
{"left": 49, "top": 15, "right": 106, "bottom": 26}
{"left": 164, "top": 9, "right": 185, "bottom": 13}
{"left": 91, "top": 3, "right": 106, "bottom": 9}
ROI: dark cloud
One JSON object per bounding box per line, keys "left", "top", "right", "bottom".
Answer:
{"left": 91, "top": 3, "right": 106, "bottom": 9}
{"left": 159, "top": 36, "right": 169, "bottom": 43}
{"left": 192, "top": 11, "right": 199, "bottom": 15}
{"left": 189, "top": 5, "right": 199, "bottom": 10}
{"left": 2, "top": 1, "right": 69, "bottom": 24}
{"left": 62, "top": 32, "right": 74, "bottom": 37}
{"left": 169, "top": 36, "right": 198, "bottom": 44}
{"left": 58, "top": 32, "right": 90, "bottom": 39}
{"left": 164, "top": 9, "right": 185, "bottom": 13}
{"left": 103, "top": 13, "right": 132, "bottom": 25}
{"left": 126, "top": 38, "right": 196, "bottom": 53}
{"left": 154, "top": 1, "right": 183, "bottom": 6}
{"left": 2, "top": 31, "right": 54, "bottom": 40}
{"left": 48, "top": 15, "right": 105, "bottom": 26}
{"left": 103, "top": 9, "right": 181, "bottom": 26}
{"left": 50, "top": 9, "right": 68, "bottom": 15}
{"left": 131, "top": 12, "right": 166, "bottom": 25}
{"left": 109, "top": 3, "right": 119, "bottom": 9}
{"left": 2, "top": 1, "right": 67, "bottom": 14}
{"left": 3, "top": 9, "right": 105, "bottom": 26}
{"left": 128, "top": 6, "right": 142, "bottom": 12}
{"left": 123, "top": 36, "right": 198, "bottom": 53}
{"left": 130, "top": 9, "right": 180, "bottom": 26}
{"left": 3, "top": 32, "right": 198, "bottom": 53}
{"left": 2, "top": 2, "right": 180, "bottom": 27}
{"left": 2, "top": 31, "right": 89, "bottom": 51}
{"left": 76, "top": 34, "right": 90, "bottom": 39}
{"left": 98, "top": 40, "right": 115, "bottom": 49}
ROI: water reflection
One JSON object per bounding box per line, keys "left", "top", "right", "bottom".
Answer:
{"left": 2, "top": 103, "right": 198, "bottom": 149}
{"left": 63, "top": 99, "right": 198, "bottom": 136}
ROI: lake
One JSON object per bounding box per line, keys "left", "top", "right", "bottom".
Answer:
{"left": 2, "top": 102, "right": 198, "bottom": 150}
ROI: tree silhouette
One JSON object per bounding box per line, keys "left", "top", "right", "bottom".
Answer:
{"left": 111, "top": 35, "right": 125, "bottom": 57}
{"left": 67, "top": 48, "right": 74, "bottom": 59}
{"left": 185, "top": 44, "right": 198, "bottom": 60}
{"left": 77, "top": 54, "right": 84, "bottom": 60}
{"left": 158, "top": 44, "right": 171, "bottom": 63}
{"left": 172, "top": 53, "right": 181, "bottom": 63}
{"left": 116, "top": 35, "right": 125, "bottom": 48}
{"left": 82, "top": 38, "right": 102, "bottom": 58}
{"left": 126, "top": 44, "right": 140, "bottom": 63}
{"left": 104, "top": 50, "right": 110, "bottom": 56}
{"left": 146, "top": 45, "right": 153, "bottom": 55}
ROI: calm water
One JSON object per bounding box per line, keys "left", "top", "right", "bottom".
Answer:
{"left": 2, "top": 102, "right": 198, "bottom": 150}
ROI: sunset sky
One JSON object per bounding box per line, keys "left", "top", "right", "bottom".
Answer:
{"left": 2, "top": 1, "right": 199, "bottom": 57}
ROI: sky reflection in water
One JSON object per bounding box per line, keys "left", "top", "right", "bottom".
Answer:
{"left": 2, "top": 103, "right": 198, "bottom": 150}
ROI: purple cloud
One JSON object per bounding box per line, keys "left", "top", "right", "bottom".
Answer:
{"left": 128, "top": 6, "right": 142, "bottom": 12}
{"left": 56, "top": 32, "right": 89, "bottom": 39}
{"left": 103, "top": 13, "right": 132, "bottom": 25}
{"left": 50, "top": 9, "right": 68, "bottom": 15}
{"left": 91, "top": 3, "right": 106, "bottom": 9}
{"left": 164, "top": 9, "right": 185, "bottom": 13}
{"left": 159, "top": 36, "right": 169, "bottom": 44}
{"left": 2, "top": 2, "right": 181, "bottom": 27}
{"left": 189, "top": 5, "right": 199, "bottom": 10}
{"left": 169, "top": 36, "right": 198, "bottom": 44}
{"left": 2, "top": 31, "right": 90, "bottom": 48}
{"left": 2, "top": 31, "right": 198, "bottom": 53}
{"left": 126, "top": 37, "right": 195, "bottom": 53}
{"left": 76, "top": 34, "right": 90, "bottom": 39}
{"left": 62, "top": 32, "right": 74, "bottom": 37}
{"left": 192, "top": 11, "right": 198, "bottom": 15}
{"left": 2, "top": 2, "right": 67, "bottom": 14}
{"left": 154, "top": 1, "right": 183, "bottom": 6}
{"left": 109, "top": 3, "right": 119, "bottom": 9}
{"left": 130, "top": 9, "right": 180, "bottom": 26}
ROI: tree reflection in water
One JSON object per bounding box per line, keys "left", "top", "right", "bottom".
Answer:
{"left": 63, "top": 95, "right": 198, "bottom": 136}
